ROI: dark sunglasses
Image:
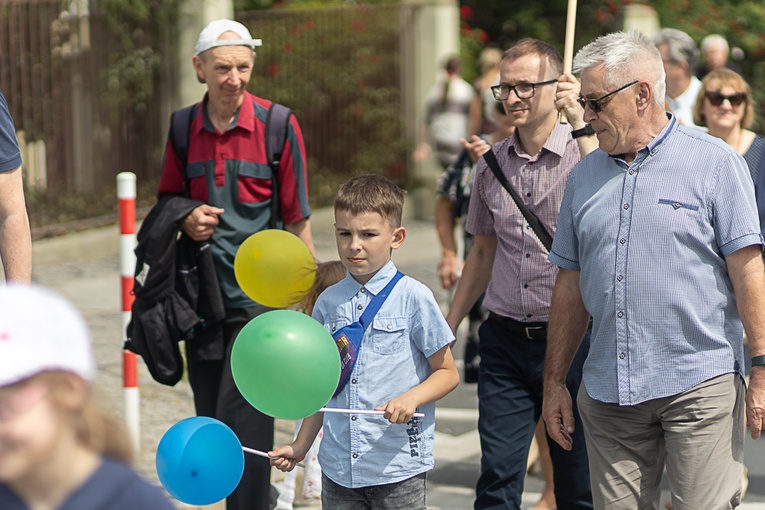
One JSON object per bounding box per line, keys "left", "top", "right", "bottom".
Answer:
{"left": 577, "top": 80, "right": 639, "bottom": 113}
{"left": 705, "top": 92, "right": 746, "bottom": 107}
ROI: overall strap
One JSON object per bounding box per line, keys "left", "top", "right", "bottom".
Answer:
{"left": 357, "top": 271, "right": 404, "bottom": 329}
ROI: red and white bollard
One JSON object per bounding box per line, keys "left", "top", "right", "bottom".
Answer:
{"left": 117, "top": 172, "right": 140, "bottom": 451}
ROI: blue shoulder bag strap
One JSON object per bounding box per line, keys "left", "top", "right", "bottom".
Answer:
{"left": 333, "top": 271, "right": 405, "bottom": 396}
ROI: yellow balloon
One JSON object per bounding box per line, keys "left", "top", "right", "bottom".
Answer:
{"left": 234, "top": 230, "right": 316, "bottom": 308}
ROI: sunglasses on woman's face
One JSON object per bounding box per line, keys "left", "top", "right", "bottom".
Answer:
{"left": 705, "top": 92, "right": 746, "bottom": 107}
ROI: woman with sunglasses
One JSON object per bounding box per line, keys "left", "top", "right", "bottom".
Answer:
{"left": 692, "top": 67, "right": 764, "bottom": 185}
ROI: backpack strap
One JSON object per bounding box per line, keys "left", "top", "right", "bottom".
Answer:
{"left": 265, "top": 102, "right": 293, "bottom": 229}
{"left": 169, "top": 104, "right": 199, "bottom": 197}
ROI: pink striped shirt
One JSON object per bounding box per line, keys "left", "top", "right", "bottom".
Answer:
{"left": 466, "top": 122, "right": 580, "bottom": 322}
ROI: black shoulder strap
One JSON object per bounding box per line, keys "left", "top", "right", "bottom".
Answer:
{"left": 265, "top": 103, "right": 293, "bottom": 229}
{"left": 483, "top": 149, "right": 553, "bottom": 251}
{"left": 169, "top": 104, "right": 199, "bottom": 169}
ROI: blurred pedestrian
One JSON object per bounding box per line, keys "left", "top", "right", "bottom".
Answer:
{"left": 156, "top": 18, "right": 315, "bottom": 510}
{"left": 469, "top": 46, "right": 503, "bottom": 137}
{"left": 0, "top": 285, "right": 176, "bottom": 509}
{"left": 0, "top": 90, "right": 31, "bottom": 283}
{"left": 413, "top": 55, "right": 474, "bottom": 169}
{"left": 653, "top": 28, "right": 704, "bottom": 128}
{"left": 696, "top": 34, "right": 741, "bottom": 78}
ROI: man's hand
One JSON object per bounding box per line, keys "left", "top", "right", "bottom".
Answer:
{"left": 461, "top": 135, "right": 491, "bottom": 163}
{"left": 438, "top": 251, "right": 459, "bottom": 290}
{"left": 181, "top": 204, "right": 224, "bottom": 241}
{"left": 747, "top": 366, "right": 765, "bottom": 439}
{"left": 542, "top": 381, "right": 575, "bottom": 450}
{"left": 555, "top": 73, "right": 586, "bottom": 128}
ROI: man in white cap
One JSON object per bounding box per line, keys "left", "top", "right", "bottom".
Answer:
{"left": 156, "top": 18, "right": 315, "bottom": 510}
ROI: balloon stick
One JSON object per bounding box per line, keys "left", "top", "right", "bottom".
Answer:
{"left": 242, "top": 446, "right": 306, "bottom": 468}
{"left": 320, "top": 407, "right": 425, "bottom": 418}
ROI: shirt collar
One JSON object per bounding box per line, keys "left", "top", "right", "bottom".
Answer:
{"left": 507, "top": 120, "right": 571, "bottom": 159}
{"left": 199, "top": 91, "right": 256, "bottom": 134}
{"left": 608, "top": 112, "right": 677, "bottom": 165}
{"left": 339, "top": 260, "right": 399, "bottom": 299}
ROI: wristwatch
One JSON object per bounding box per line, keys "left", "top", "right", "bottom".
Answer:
{"left": 571, "top": 124, "right": 595, "bottom": 139}
{"left": 752, "top": 355, "right": 765, "bottom": 367}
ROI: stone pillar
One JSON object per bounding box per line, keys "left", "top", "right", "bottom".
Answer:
{"left": 400, "top": 0, "right": 459, "bottom": 221}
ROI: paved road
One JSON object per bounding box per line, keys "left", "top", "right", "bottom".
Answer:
{"left": 31, "top": 202, "right": 765, "bottom": 509}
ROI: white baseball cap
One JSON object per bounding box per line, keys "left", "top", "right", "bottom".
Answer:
{"left": 0, "top": 285, "right": 96, "bottom": 387}
{"left": 195, "top": 19, "right": 262, "bottom": 56}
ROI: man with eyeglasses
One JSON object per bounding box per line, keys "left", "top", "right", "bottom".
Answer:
{"left": 652, "top": 28, "right": 704, "bottom": 129}
{"left": 543, "top": 30, "right": 765, "bottom": 509}
{"left": 446, "top": 38, "right": 596, "bottom": 510}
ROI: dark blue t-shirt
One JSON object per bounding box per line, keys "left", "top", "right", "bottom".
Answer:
{"left": 0, "top": 457, "right": 176, "bottom": 510}
{"left": 0, "top": 90, "right": 22, "bottom": 173}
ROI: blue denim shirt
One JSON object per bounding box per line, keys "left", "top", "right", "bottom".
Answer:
{"left": 550, "top": 115, "right": 763, "bottom": 405}
{"left": 312, "top": 261, "right": 454, "bottom": 488}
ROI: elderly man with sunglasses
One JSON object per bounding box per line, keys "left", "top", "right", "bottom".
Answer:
{"left": 446, "top": 38, "right": 596, "bottom": 510}
{"left": 543, "top": 30, "right": 765, "bottom": 509}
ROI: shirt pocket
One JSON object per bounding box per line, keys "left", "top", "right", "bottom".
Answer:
{"left": 236, "top": 161, "right": 273, "bottom": 203}
{"left": 370, "top": 316, "right": 408, "bottom": 355}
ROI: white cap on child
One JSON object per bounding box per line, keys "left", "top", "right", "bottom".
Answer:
{"left": 0, "top": 284, "right": 96, "bottom": 387}
{"left": 194, "top": 19, "right": 262, "bottom": 56}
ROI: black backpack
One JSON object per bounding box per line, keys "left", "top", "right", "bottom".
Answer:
{"left": 168, "top": 101, "right": 293, "bottom": 229}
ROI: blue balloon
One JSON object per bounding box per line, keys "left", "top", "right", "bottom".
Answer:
{"left": 156, "top": 417, "right": 244, "bottom": 505}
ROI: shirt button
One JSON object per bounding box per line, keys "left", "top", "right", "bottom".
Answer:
{"left": 351, "top": 416, "right": 357, "bottom": 421}
{"left": 526, "top": 192, "right": 531, "bottom": 197}
{"left": 332, "top": 327, "right": 337, "bottom": 332}
{"left": 387, "top": 324, "right": 392, "bottom": 330}
{"left": 357, "top": 304, "right": 363, "bottom": 310}
{"left": 629, "top": 170, "right": 634, "bottom": 175}
{"left": 360, "top": 288, "right": 366, "bottom": 293}
{"left": 617, "top": 275, "right": 623, "bottom": 281}
{"left": 352, "top": 453, "right": 358, "bottom": 459}
{"left": 619, "top": 353, "right": 626, "bottom": 359}
{"left": 525, "top": 253, "right": 531, "bottom": 258}
{"left": 623, "top": 203, "right": 630, "bottom": 209}
{"left": 526, "top": 314, "right": 532, "bottom": 318}
{"left": 524, "top": 284, "right": 529, "bottom": 289}
{"left": 620, "top": 238, "right": 626, "bottom": 245}
{"left": 617, "top": 311, "right": 624, "bottom": 318}
{"left": 351, "top": 378, "right": 357, "bottom": 384}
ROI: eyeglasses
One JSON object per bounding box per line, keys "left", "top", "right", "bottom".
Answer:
{"left": 491, "top": 79, "right": 558, "bottom": 101}
{"left": 577, "top": 80, "right": 639, "bottom": 113}
{"left": 705, "top": 92, "right": 746, "bottom": 107}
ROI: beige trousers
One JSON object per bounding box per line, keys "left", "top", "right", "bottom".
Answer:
{"left": 578, "top": 373, "right": 744, "bottom": 510}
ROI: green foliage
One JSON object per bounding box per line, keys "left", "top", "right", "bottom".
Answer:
{"left": 241, "top": 5, "right": 407, "bottom": 204}
{"left": 92, "top": 0, "right": 182, "bottom": 121}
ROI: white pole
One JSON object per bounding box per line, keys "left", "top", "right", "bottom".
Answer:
{"left": 117, "top": 172, "right": 140, "bottom": 452}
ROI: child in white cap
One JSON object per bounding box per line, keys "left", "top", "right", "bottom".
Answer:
{"left": 0, "top": 285, "right": 176, "bottom": 509}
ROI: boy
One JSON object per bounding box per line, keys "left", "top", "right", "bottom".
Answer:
{"left": 270, "top": 174, "right": 460, "bottom": 509}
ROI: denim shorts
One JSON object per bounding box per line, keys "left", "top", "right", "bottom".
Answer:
{"left": 320, "top": 472, "right": 426, "bottom": 509}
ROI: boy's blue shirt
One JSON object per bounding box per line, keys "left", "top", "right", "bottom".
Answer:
{"left": 312, "top": 260, "right": 455, "bottom": 488}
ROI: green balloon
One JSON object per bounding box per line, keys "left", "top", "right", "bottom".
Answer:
{"left": 231, "top": 310, "right": 341, "bottom": 420}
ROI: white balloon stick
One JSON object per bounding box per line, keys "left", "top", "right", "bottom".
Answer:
{"left": 242, "top": 446, "right": 305, "bottom": 468}
{"left": 320, "top": 407, "right": 425, "bottom": 418}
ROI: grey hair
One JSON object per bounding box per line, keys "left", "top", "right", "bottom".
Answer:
{"left": 573, "top": 31, "right": 666, "bottom": 107}
{"left": 652, "top": 28, "right": 699, "bottom": 73}
{"left": 701, "top": 34, "right": 729, "bottom": 55}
